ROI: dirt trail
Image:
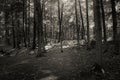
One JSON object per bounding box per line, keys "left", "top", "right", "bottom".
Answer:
{"left": 0, "top": 47, "right": 98, "bottom": 80}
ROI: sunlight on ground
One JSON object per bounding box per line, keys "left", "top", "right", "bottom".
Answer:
{"left": 107, "top": 37, "right": 113, "bottom": 41}
{"left": 63, "top": 45, "right": 70, "bottom": 48}
{"left": 21, "top": 60, "right": 29, "bottom": 64}
{"left": 62, "top": 0, "right": 68, "bottom": 3}
{"left": 40, "top": 75, "right": 58, "bottom": 80}
{"left": 45, "top": 40, "right": 86, "bottom": 50}
{"left": 45, "top": 44, "right": 53, "bottom": 50}
{"left": 42, "top": 70, "right": 52, "bottom": 74}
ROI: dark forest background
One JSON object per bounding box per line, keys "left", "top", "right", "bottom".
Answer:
{"left": 0, "top": 0, "right": 120, "bottom": 80}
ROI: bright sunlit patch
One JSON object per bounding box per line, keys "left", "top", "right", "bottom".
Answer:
{"left": 63, "top": 45, "right": 70, "bottom": 49}
{"left": 62, "top": 0, "right": 68, "bottom": 3}
{"left": 45, "top": 44, "right": 53, "bottom": 50}
{"left": 40, "top": 75, "right": 58, "bottom": 80}
{"left": 42, "top": 70, "right": 52, "bottom": 74}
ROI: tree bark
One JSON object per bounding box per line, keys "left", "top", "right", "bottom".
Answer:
{"left": 58, "top": 0, "right": 63, "bottom": 52}
{"left": 35, "top": 0, "right": 45, "bottom": 57}
{"left": 12, "top": 11, "right": 16, "bottom": 48}
{"left": 32, "top": 1, "right": 37, "bottom": 49}
{"left": 28, "top": 0, "right": 31, "bottom": 47}
{"left": 4, "top": 10, "right": 10, "bottom": 45}
{"left": 111, "top": 0, "right": 117, "bottom": 41}
{"left": 78, "top": 0, "right": 85, "bottom": 39}
{"left": 86, "top": 0, "right": 90, "bottom": 45}
{"left": 100, "top": 0, "right": 107, "bottom": 42}
{"left": 22, "top": 0, "right": 27, "bottom": 47}
{"left": 75, "top": 0, "right": 80, "bottom": 46}
{"left": 58, "top": 0, "right": 61, "bottom": 43}
{"left": 93, "top": 0, "right": 102, "bottom": 65}
{"left": 111, "top": 0, "right": 119, "bottom": 54}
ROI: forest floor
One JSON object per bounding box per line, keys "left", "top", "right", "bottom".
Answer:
{"left": 0, "top": 43, "right": 120, "bottom": 80}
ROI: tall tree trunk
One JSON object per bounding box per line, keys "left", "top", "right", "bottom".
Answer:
{"left": 58, "top": 0, "right": 63, "bottom": 52}
{"left": 35, "top": 0, "right": 42, "bottom": 56}
{"left": 26, "top": 0, "right": 28, "bottom": 47}
{"left": 41, "top": 1, "right": 46, "bottom": 53}
{"left": 111, "top": 0, "right": 119, "bottom": 54}
{"left": 28, "top": 0, "right": 31, "bottom": 47}
{"left": 32, "top": 1, "right": 37, "bottom": 49}
{"left": 86, "top": 0, "right": 90, "bottom": 45}
{"left": 93, "top": 0, "right": 102, "bottom": 65}
{"left": 78, "top": 0, "right": 85, "bottom": 39}
{"left": 50, "top": 5, "right": 53, "bottom": 41}
{"left": 75, "top": 0, "right": 80, "bottom": 46}
{"left": 44, "top": 24, "right": 47, "bottom": 44}
{"left": 17, "top": 17, "right": 20, "bottom": 48}
{"left": 4, "top": 10, "right": 10, "bottom": 45}
{"left": 43, "top": 2, "right": 47, "bottom": 45}
{"left": 23, "top": 0, "right": 27, "bottom": 47}
{"left": 60, "top": 3, "right": 64, "bottom": 52}
{"left": 15, "top": 12, "right": 20, "bottom": 49}
{"left": 100, "top": 0, "right": 107, "bottom": 42}
{"left": 12, "top": 11, "right": 16, "bottom": 48}
{"left": 35, "top": 0, "right": 45, "bottom": 57}
{"left": 24, "top": 0, "right": 28, "bottom": 47}
{"left": 111, "top": 0, "right": 117, "bottom": 41}
{"left": 58, "top": 0, "right": 61, "bottom": 43}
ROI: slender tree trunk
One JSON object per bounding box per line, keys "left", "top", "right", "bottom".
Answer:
{"left": 12, "top": 11, "right": 16, "bottom": 48}
{"left": 58, "top": 0, "right": 61, "bottom": 43}
{"left": 17, "top": 17, "right": 20, "bottom": 48}
{"left": 15, "top": 12, "right": 20, "bottom": 49}
{"left": 4, "top": 10, "right": 10, "bottom": 45}
{"left": 23, "top": 0, "right": 27, "bottom": 47}
{"left": 111, "top": 0, "right": 119, "bottom": 54}
{"left": 41, "top": 1, "right": 46, "bottom": 53}
{"left": 58, "top": 0, "right": 63, "bottom": 52}
{"left": 24, "top": 0, "right": 28, "bottom": 47}
{"left": 32, "top": 2, "right": 37, "bottom": 49}
{"left": 60, "top": 3, "right": 64, "bottom": 52}
{"left": 35, "top": 0, "right": 45, "bottom": 57}
{"left": 100, "top": 0, "right": 107, "bottom": 42}
{"left": 78, "top": 0, "right": 85, "bottom": 39}
{"left": 86, "top": 0, "right": 90, "bottom": 45}
{"left": 50, "top": 5, "right": 52, "bottom": 40}
{"left": 111, "top": 0, "right": 117, "bottom": 41}
{"left": 43, "top": 3, "right": 47, "bottom": 44}
{"left": 41, "top": 24, "right": 46, "bottom": 53}
{"left": 75, "top": 0, "right": 80, "bottom": 46}
{"left": 44, "top": 24, "right": 47, "bottom": 44}
{"left": 28, "top": 0, "right": 31, "bottom": 47}
{"left": 93, "top": 0, "right": 102, "bottom": 65}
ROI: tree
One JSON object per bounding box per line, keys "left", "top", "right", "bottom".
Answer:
{"left": 32, "top": 0, "right": 37, "bottom": 49}
{"left": 4, "top": 5, "right": 10, "bottom": 45}
{"left": 22, "top": 0, "right": 27, "bottom": 47}
{"left": 15, "top": 11, "right": 20, "bottom": 48}
{"left": 86, "top": 0, "right": 90, "bottom": 45}
{"left": 111, "top": 0, "right": 119, "bottom": 54}
{"left": 58, "top": 0, "right": 64, "bottom": 52}
{"left": 111, "top": 0, "right": 117, "bottom": 42}
{"left": 75, "top": 0, "right": 80, "bottom": 46}
{"left": 11, "top": 8, "right": 16, "bottom": 48}
{"left": 43, "top": 4, "right": 47, "bottom": 45}
{"left": 78, "top": 0, "right": 85, "bottom": 40}
{"left": 34, "top": 0, "right": 45, "bottom": 57}
{"left": 27, "top": 0, "right": 31, "bottom": 47}
{"left": 100, "top": 0, "right": 107, "bottom": 42}
{"left": 93, "top": 0, "right": 102, "bottom": 65}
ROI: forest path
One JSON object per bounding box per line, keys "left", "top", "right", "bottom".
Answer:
{"left": 0, "top": 47, "right": 97, "bottom": 80}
